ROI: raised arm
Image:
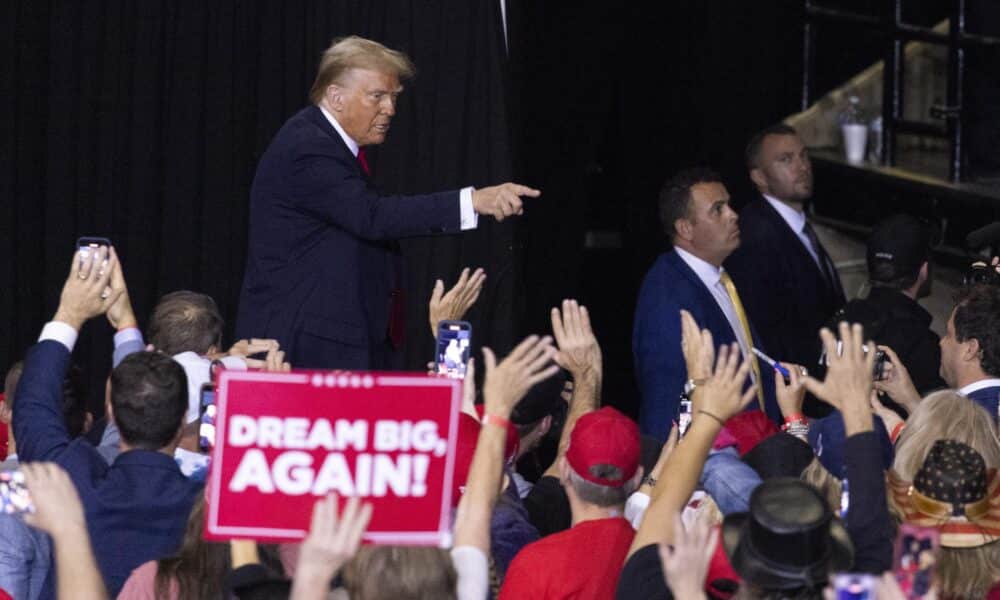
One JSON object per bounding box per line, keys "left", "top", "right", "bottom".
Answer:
{"left": 428, "top": 267, "right": 486, "bottom": 337}
{"left": 542, "top": 299, "right": 601, "bottom": 478}
{"left": 452, "top": 336, "right": 558, "bottom": 552}
{"left": 628, "top": 310, "right": 757, "bottom": 558}
{"left": 14, "top": 246, "right": 121, "bottom": 461}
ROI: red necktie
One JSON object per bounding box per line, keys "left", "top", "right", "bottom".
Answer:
{"left": 357, "top": 147, "right": 371, "bottom": 176}
{"left": 357, "top": 147, "right": 406, "bottom": 348}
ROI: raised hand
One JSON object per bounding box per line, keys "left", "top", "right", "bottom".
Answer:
{"left": 105, "top": 246, "right": 137, "bottom": 330}
{"left": 291, "top": 494, "right": 372, "bottom": 600}
{"left": 802, "top": 323, "right": 876, "bottom": 434}
{"left": 550, "top": 299, "right": 601, "bottom": 381}
{"left": 481, "top": 336, "right": 559, "bottom": 419}
{"left": 691, "top": 342, "right": 757, "bottom": 425}
{"left": 680, "top": 310, "right": 714, "bottom": 380}
{"left": 872, "top": 345, "right": 921, "bottom": 412}
{"left": 775, "top": 361, "right": 807, "bottom": 418}
{"left": 428, "top": 267, "right": 486, "bottom": 336}
{"left": 262, "top": 346, "right": 291, "bottom": 372}
{"left": 658, "top": 514, "right": 715, "bottom": 600}
{"left": 471, "top": 182, "right": 540, "bottom": 222}
{"left": 54, "top": 245, "right": 122, "bottom": 330}
{"left": 22, "top": 462, "right": 87, "bottom": 538}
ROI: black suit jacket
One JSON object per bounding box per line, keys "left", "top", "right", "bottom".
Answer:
{"left": 724, "top": 196, "right": 846, "bottom": 370}
{"left": 235, "top": 105, "right": 463, "bottom": 369}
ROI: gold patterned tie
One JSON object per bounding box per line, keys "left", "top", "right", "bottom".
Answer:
{"left": 719, "top": 271, "right": 766, "bottom": 411}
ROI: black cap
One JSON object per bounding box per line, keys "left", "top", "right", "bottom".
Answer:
{"left": 866, "top": 214, "right": 932, "bottom": 283}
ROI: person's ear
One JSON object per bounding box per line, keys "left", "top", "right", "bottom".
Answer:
{"left": 558, "top": 455, "right": 570, "bottom": 483}
{"left": 963, "top": 337, "right": 982, "bottom": 364}
{"left": 326, "top": 84, "right": 344, "bottom": 111}
{"left": 0, "top": 401, "right": 11, "bottom": 425}
{"left": 539, "top": 415, "right": 553, "bottom": 438}
{"left": 674, "top": 217, "right": 694, "bottom": 242}
{"left": 749, "top": 166, "right": 768, "bottom": 191}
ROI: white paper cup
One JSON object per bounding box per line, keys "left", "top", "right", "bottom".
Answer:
{"left": 842, "top": 124, "right": 868, "bottom": 164}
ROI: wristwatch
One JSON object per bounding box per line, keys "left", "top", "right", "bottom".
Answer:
{"left": 683, "top": 377, "right": 709, "bottom": 397}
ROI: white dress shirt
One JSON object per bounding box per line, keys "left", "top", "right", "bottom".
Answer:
{"left": 763, "top": 194, "right": 821, "bottom": 268}
{"left": 674, "top": 247, "right": 754, "bottom": 382}
{"left": 318, "top": 105, "right": 478, "bottom": 230}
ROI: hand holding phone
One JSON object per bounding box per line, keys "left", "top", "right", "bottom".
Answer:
{"left": 199, "top": 384, "right": 217, "bottom": 453}
{"left": 0, "top": 470, "right": 34, "bottom": 514}
{"left": 435, "top": 321, "right": 472, "bottom": 379}
{"left": 893, "top": 524, "right": 940, "bottom": 599}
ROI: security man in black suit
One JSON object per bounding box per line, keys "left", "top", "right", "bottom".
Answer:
{"left": 725, "top": 123, "right": 846, "bottom": 416}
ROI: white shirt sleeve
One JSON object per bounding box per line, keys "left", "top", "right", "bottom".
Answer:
{"left": 38, "top": 321, "right": 79, "bottom": 352}
{"left": 624, "top": 491, "right": 651, "bottom": 530}
{"left": 451, "top": 545, "right": 489, "bottom": 600}
{"left": 459, "top": 187, "right": 478, "bottom": 231}
{"left": 219, "top": 356, "right": 249, "bottom": 371}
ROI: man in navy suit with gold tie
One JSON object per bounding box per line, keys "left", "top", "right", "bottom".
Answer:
{"left": 236, "top": 36, "right": 538, "bottom": 369}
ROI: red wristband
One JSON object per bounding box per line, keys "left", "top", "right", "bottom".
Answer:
{"left": 482, "top": 414, "right": 512, "bottom": 430}
{"left": 890, "top": 422, "right": 906, "bottom": 444}
{"left": 783, "top": 413, "right": 806, "bottom": 424}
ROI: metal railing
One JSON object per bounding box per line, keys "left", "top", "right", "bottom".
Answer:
{"left": 802, "top": 0, "right": 1000, "bottom": 183}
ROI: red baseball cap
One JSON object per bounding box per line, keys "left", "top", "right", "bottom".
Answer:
{"left": 451, "top": 412, "right": 520, "bottom": 508}
{"left": 565, "top": 407, "right": 640, "bottom": 487}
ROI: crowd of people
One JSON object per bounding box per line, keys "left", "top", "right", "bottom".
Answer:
{"left": 3, "top": 33, "right": 1000, "bottom": 600}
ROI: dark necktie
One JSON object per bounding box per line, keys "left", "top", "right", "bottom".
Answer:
{"left": 802, "top": 221, "right": 845, "bottom": 300}
{"left": 357, "top": 147, "right": 371, "bottom": 176}
{"left": 357, "top": 147, "right": 406, "bottom": 348}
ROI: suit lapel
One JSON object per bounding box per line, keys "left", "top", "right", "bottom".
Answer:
{"left": 664, "top": 250, "right": 732, "bottom": 336}
{"left": 303, "top": 105, "right": 371, "bottom": 184}
{"left": 757, "top": 199, "right": 836, "bottom": 293}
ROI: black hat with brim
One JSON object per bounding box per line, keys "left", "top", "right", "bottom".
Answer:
{"left": 722, "top": 478, "right": 854, "bottom": 590}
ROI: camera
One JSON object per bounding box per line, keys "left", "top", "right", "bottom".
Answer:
{"left": 819, "top": 341, "right": 889, "bottom": 381}
{"left": 963, "top": 260, "right": 1000, "bottom": 287}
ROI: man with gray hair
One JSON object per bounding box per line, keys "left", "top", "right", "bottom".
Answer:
{"left": 499, "top": 407, "right": 642, "bottom": 599}
{"left": 236, "top": 35, "right": 539, "bottom": 370}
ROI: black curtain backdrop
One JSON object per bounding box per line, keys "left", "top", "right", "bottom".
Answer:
{"left": 2, "top": 0, "right": 515, "bottom": 413}
{"left": 5, "top": 1, "right": 927, "bottom": 421}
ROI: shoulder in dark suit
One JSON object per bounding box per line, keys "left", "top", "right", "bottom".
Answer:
{"left": 965, "top": 383, "right": 1000, "bottom": 420}
{"left": 632, "top": 249, "right": 779, "bottom": 440}
{"left": 235, "top": 105, "right": 462, "bottom": 369}
{"left": 725, "top": 196, "right": 845, "bottom": 369}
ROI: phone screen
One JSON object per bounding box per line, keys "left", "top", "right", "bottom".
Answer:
{"left": 894, "top": 524, "right": 940, "bottom": 599}
{"left": 436, "top": 321, "right": 472, "bottom": 379}
{"left": 199, "top": 385, "right": 217, "bottom": 453}
{"left": 832, "top": 573, "right": 876, "bottom": 599}
{"left": 0, "top": 470, "right": 33, "bottom": 514}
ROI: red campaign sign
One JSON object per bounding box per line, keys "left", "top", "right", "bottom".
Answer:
{"left": 205, "top": 370, "right": 462, "bottom": 545}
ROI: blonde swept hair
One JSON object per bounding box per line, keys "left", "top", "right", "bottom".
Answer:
{"left": 891, "top": 389, "right": 1000, "bottom": 599}
{"left": 893, "top": 390, "right": 1000, "bottom": 480}
{"left": 309, "top": 36, "right": 416, "bottom": 104}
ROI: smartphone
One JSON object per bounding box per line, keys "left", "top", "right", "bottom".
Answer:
{"left": 0, "top": 470, "right": 34, "bottom": 514}
{"left": 199, "top": 384, "right": 217, "bottom": 453}
{"left": 76, "top": 236, "right": 111, "bottom": 267}
{"left": 677, "top": 399, "right": 693, "bottom": 437}
{"left": 819, "top": 341, "right": 890, "bottom": 381}
{"left": 832, "top": 573, "right": 876, "bottom": 599}
{"left": 893, "top": 524, "right": 940, "bottom": 599}
{"left": 435, "top": 320, "right": 472, "bottom": 379}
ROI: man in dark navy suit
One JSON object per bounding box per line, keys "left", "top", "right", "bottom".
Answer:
{"left": 13, "top": 246, "right": 201, "bottom": 596}
{"left": 724, "top": 124, "right": 846, "bottom": 381}
{"left": 235, "top": 36, "right": 538, "bottom": 369}
{"left": 941, "top": 285, "right": 1000, "bottom": 418}
{"left": 878, "top": 285, "right": 1000, "bottom": 421}
{"left": 633, "top": 168, "right": 780, "bottom": 441}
